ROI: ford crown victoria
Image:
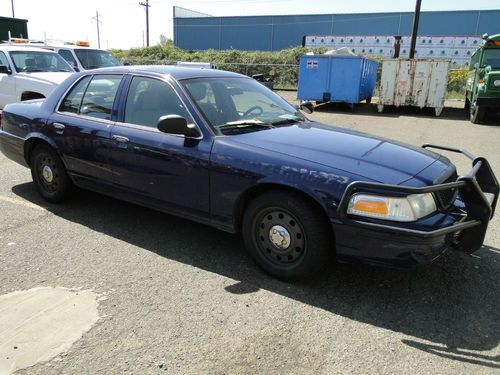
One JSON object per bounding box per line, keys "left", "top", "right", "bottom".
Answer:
{"left": 0, "top": 66, "right": 497, "bottom": 279}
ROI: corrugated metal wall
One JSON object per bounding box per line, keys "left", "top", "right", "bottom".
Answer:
{"left": 173, "top": 9, "right": 500, "bottom": 51}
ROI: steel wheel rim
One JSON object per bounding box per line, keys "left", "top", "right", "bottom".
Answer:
{"left": 37, "top": 154, "right": 60, "bottom": 193}
{"left": 254, "top": 207, "right": 306, "bottom": 268}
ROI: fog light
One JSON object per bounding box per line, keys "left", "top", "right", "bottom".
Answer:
{"left": 494, "top": 80, "right": 500, "bottom": 87}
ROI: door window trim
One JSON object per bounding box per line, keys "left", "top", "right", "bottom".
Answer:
{"left": 115, "top": 74, "right": 203, "bottom": 139}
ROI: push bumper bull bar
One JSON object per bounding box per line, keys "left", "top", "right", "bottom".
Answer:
{"left": 338, "top": 144, "right": 499, "bottom": 254}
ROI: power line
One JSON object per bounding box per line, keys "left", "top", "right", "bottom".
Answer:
{"left": 139, "top": 0, "right": 151, "bottom": 47}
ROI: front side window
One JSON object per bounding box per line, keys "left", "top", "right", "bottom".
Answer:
{"left": 8, "top": 51, "right": 74, "bottom": 73}
{"left": 124, "top": 76, "right": 188, "bottom": 128}
{"left": 0, "top": 51, "right": 10, "bottom": 70}
{"left": 58, "top": 49, "right": 77, "bottom": 67}
{"left": 182, "top": 77, "right": 305, "bottom": 134}
{"left": 74, "top": 49, "right": 121, "bottom": 70}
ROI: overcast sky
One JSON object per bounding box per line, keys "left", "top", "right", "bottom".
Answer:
{"left": 0, "top": 0, "right": 499, "bottom": 50}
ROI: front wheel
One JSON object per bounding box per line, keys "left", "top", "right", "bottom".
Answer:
{"left": 30, "top": 145, "right": 73, "bottom": 203}
{"left": 242, "top": 191, "right": 332, "bottom": 280}
{"left": 470, "top": 102, "right": 486, "bottom": 124}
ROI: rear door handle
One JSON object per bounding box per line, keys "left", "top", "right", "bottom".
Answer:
{"left": 53, "top": 122, "right": 65, "bottom": 134}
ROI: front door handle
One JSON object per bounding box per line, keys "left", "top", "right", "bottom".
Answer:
{"left": 53, "top": 122, "right": 65, "bottom": 134}
{"left": 112, "top": 135, "right": 129, "bottom": 143}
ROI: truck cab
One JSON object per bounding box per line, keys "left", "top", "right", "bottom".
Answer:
{"left": 47, "top": 42, "right": 123, "bottom": 72}
{"left": 0, "top": 45, "right": 74, "bottom": 110}
{"left": 466, "top": 33, "right": 500, "bottom": 124}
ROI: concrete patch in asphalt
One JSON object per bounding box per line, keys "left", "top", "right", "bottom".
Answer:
{"left": 0, "top": 287, "right": 100, "bottom": 374}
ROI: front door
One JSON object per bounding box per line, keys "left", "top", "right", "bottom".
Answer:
{"left": 0, "top": 51, "right": 16, "bottom": 109}
{"left": 108, "top": 75, "right": 212, "bottom": 220}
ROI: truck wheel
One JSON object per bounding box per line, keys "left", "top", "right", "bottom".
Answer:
{"left": 30, "top": 145, "right": 73, "bottom": 203}
{"left": 366, "top": 97, "right": 372, "bottom": 104}
{"left": 242, "top": 191, "right": 332, "bottom": 280}
{"left": 470, "top": 102, "right": 486, "bottom": 124}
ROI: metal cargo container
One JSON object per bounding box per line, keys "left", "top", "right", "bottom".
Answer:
{"left": 377, "top": 59, "right": 450, "bottom": 116}
{"left": 298, "top": 55, "right": 378, "bottom": 106}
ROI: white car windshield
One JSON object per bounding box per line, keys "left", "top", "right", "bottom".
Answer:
{"left": 182, "top": 77, "right": 306, "bottom": 134}
{"left": 74, "top": 49, "right": 122, "bottom": 70}
{"left": 9, "top": 51, "right": 74, "bottom": 73}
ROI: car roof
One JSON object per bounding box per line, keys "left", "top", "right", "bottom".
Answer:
{"left": 0, "top": 45, "right": 59, "bottom": 53}
{"left": 86, "top": 65, "right": 247, "bottom": 80}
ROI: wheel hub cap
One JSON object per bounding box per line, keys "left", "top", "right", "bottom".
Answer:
{"left": 269, "top": 225, "right": 291, "bottom": 249}
{"left": 42, "top": 165, "right": 54, "bottom": 183}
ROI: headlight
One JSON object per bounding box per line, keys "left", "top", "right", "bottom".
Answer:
{"left": 347, "top": 193, "right": 437, "bottom": 222}
{"left": 494, "top": 79, "right": 500, "bottom": 87}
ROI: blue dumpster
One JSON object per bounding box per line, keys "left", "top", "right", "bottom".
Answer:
{"left": 297, "top": 55, "right": 378, "bottom": 105}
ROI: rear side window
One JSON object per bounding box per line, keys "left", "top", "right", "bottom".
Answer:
{"left": 58, "top": 49, "right": 77, "bottom": 67}
{"left": 59, "top": 76, "right": 92, "bottom": 113}
{"left": 80, "top": 75, "right": 122, "bottom": 120}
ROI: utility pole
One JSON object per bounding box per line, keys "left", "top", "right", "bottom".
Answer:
{"left": 139, "top": 0, "right": 151, "bottom": 47}
{"left": 92, "top": 11, "right": 102, "bottom": 48}
{"left": 11, "top": 0, "right": 15, "bottom": 17}
{"left": 409, "top": 0, "right": 422, "bottom": 59}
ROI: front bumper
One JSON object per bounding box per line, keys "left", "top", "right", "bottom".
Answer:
{"left": 334, "top": 144, "right": 499, "bottom": 267}
{"left": 476, "top": 96, "right": 500, "bottom": 107}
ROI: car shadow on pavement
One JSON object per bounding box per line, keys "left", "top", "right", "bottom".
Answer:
{"left": 315, "top": 102, "right": 500, "bottom": 124}
{"left": 12, "top": 182, "right": 500, "bottom": 369}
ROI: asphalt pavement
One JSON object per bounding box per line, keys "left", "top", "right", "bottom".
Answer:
{"left": 0, "top": 98, "right": 499, "bottom": 374}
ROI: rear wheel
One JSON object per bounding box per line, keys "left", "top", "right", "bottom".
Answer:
{"left": 470, "top": 101, "right": 486, "bottom": 124}
{"left": 242, "top": 191, "right": 332, "bottom": 280}
{"left": 30, "top": 145, "right": 73, "bottom": 202}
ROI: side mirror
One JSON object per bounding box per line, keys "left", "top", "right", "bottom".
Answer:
{"left": 474, "top": 62, "right": 479, "bottom": 69}
{"left": 297, "top": 101, "right": 314, "bottom": 114}
{"left": 72, "top": 64, "right": 80, "bottom": 72}
{"left": 0, "top": 65, "right": 12, "bottom": 75}
{"left": 157, "top": 115, "right": 201, "bottom": 138}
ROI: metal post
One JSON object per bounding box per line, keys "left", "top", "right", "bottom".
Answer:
{"left": 409, "top": 0, "right": 422, "bottom": 59}
{"left": 11, "top": 0, "right": 15, "bottom": 18}
{"left": 96, "top": 12, "right": 101, "bottom": 49}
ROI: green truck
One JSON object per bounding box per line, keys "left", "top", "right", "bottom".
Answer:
{"left": 466, "top": 33, "right": 500, "bottom": 124}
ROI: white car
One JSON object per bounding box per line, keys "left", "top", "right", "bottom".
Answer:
{"left": 0, "top": 45, "right": 75, "bottom": 109}
{"left": 44, "top": 42, "right": 122, "bottom": 72}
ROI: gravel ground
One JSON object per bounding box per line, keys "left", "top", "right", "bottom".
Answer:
{"left": 0, "top": 95, "right": 499, "bottom": 374}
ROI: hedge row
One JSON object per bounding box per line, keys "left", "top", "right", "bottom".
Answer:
{"left": 111, "top": 44, "right": 468, "bottom": 95}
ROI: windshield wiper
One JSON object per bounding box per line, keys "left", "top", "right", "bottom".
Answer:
{"left": 218, "top": 120, "right": 275, "bottom": 131}
{"left": 269, "top": 117, "right": 304, "bottom": 126}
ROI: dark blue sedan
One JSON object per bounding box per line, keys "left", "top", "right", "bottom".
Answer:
{"left": 0, "top": 66, "right": 498, "bottom": 279}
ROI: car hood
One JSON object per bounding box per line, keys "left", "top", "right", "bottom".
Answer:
{"left": 229, "top": 122, "right": 446, "bottom": 185}
{"left": 16, "top": 72, "right": 74, "bottom": 86}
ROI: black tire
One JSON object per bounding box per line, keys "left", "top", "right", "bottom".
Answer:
{"left": 470, "top": 102, "right": 486, "bottom": 124}
{"left": 30, "top": 145, "right": 73, "bottom": 203}
{"left": 366, "top": 97, "right": 372, "bottom": 104}
{"left": 242, "top": 191, "right": 332, "bottom": 280}
{"left": 464, "top": 97, "right": 470, "bottom": 110}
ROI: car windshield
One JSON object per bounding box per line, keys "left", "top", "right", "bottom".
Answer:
{"left": 182, "top": 77, "right": 306, "bottom": 134}
{"left": 74, "top": 49, "right": 122, "bottom": 70}
{"left": 481, "top": 48, "right": 500, "bottom": 68}
{"left": 9, "top": 51, "right": 74, "bottom": 73}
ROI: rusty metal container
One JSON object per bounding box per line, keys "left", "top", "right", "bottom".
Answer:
{"left": 377, "top": 59, "right": 451, "bottom": 116}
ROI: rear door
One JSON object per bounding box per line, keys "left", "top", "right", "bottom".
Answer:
{"left": 47, "top": 74, "right": 123, "bottom": 190}
{"left": 107, "top": 74, "right": 212, "bottom": 219}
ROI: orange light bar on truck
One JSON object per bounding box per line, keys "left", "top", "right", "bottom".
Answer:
{"left": 76, "top": 41, "right": 90, "bottom": 47}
